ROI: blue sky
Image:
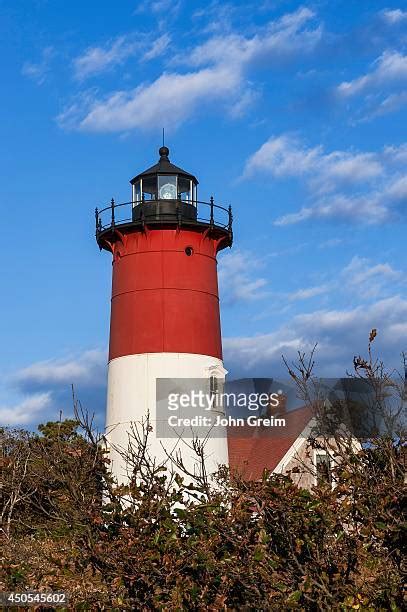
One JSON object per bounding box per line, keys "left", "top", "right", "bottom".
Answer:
{"left": 1, "top": 0, "right": 406, "bottom": 427}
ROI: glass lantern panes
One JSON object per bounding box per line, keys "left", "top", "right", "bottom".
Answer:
{"left": 131, "top": 171, "right": 197, "bottom": 206}
{"left": 178, "top": 177, "right": 191, "bottom": 202}
{"left": 132, "top": 180, "right": 141, "bottom": 205}
{"left": 142, "top": 176, "right": 157, "bottom": 200}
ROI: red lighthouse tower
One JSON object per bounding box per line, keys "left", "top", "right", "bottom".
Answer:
{"left": 96, "top": 146, "right": 233, "bottom": 480}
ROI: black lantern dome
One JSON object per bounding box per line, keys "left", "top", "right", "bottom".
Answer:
{"left": 130, "top": 146, "right": 198, "bottom": 205}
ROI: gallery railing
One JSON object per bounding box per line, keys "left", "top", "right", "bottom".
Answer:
{"left": 95, "top": 198, "right": 233, "bottom": 239}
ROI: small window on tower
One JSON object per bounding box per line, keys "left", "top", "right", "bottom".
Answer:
{"left": 315, "top": 451, "right": 332, "bottom": 486}
{"left": 209, "top": 375, "right": 219, "bottom": 411}
{"left": 208, "top": 374, "right": 225, "bottom": 414}
{"left": 209, "top": 375, "right": 218, "bottom": 397}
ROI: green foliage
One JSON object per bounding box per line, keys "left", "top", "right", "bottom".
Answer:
{"left": 1, "top": 423, "right": 405, "bottom": 610}
{"left": 37, "top": 419, "right": 81, "bottom": 442}
{"left": 1, "top": 339, "right": 406, "bottom": 609}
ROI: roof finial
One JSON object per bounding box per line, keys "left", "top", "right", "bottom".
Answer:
{"left": 159, "top": 128, "right": 169, "bottom": 159}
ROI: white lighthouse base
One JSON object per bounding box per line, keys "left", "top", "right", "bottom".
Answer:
{"left": 105, "top": 352, "right": 229, "bottom": 484}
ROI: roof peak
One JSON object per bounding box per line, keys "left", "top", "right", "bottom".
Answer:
{"left": 130, "top": 146, "right": 198, "bottom": 185}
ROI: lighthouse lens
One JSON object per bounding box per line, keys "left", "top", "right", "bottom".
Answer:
{"left": 159, "top": 183, "right": 177, "bottom": 199}
{"left": 158, "top": 175, "right": 177, "bottom": 200}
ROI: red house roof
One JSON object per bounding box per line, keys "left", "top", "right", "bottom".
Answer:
{"left": 227, "top": 405, "right": 313, "bottom": 480}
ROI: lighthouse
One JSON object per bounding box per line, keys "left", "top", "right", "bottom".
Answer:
{"left": 95, "top": 146, "right": 233, "bottom": 481}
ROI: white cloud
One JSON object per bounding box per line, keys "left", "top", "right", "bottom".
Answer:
{"left": 60, "top": 65, "right": 241, "bottom": 132}
{"left": 142, "top": 33, "right": 171, "bottom": 61}
{"left": 342, "top": 256, "right": 402, "bottom": 299}
{"left": 21, "top": 47, "right": 54, "bottom": 85}
{"left": 229, "top": 88, "right": 260, "bottom": 119}
{"left": 192, "top": 1, "right": 236, "bottom": 35}
{"left": 0, "top": 393, "right": 52, "bottom": 426}
{"left": 224, "top": 332, "right": 305, "bottom": 372}
{"left": 60, "top": 7, "right": 321, "bottom": 132}
{"left": 319, "top": 238, "right": 343, "bottom": 249}
{"left": 344, "top": 256, "right": 400, "bottom": 284}
{"left": 135, "top": 0, "right": 181, "bottom": 16}
{"left": 366, "top": 91, "right": 407, "bottom": 120}
{"left": 13, "top": 350, "right": 106, "bottom": 389}
{"left": 274, "top": 193, "right": 391, "bottom": 226}
{"left": 283, "top": 256, "right": 402, "bottom": 305}
{"left": 72, "top": 31, "right": 172, "bottom": 80}
{"left": 0, "top": 349, "right": 108, "bottom": 428}
{"left": 243, "top": 135, "right": 383, "bottom": 191}
{"left": 185, "top": 7, "right": 321, "bottom": 68}
{"left": 288, "top": 285, "right": 330, "bottom": 301}
{"left": 224, "top": 296, "right": 407, "bottom": 376}
{"left": 243, "top": 135, "right": 321, "bottom": 178}
{"left": 243, "top": 135, "right": 407, "bottom": 225}
{"left": 218, "top": 250, "right": 269, "bottom": 304}
{"left": 335, "top": 47, "right": 407, "bottom": 121}
{"left": 73, "top": 36, "right": 141, "bottom": 80}
{"left": 315, "top": 151, "right": 383, "bottom": 189}
{"left": 381, "top": 9, "right": 407, "bottom": 24}
{"left": 384, "top": 143, "right": 407, "bottom": 165}
{"left": 385, "top": 175, "right": 407, "bottom": 200}
{"left": 337, "top": 51, "right": 407, "bottom": 98}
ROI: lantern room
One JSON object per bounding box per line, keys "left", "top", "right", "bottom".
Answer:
{"left": 130, "top": 146, "right": 198, "bottom": 204}
{"left": 95, "top": 145, "right": 233, "bottom": 247}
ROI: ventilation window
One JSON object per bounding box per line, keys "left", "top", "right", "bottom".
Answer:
{"left": 185, "top": 246, "right": 194, "bottom": 256}
{"left": 209, "top": 375, "right": 219, "bottom": 397}
{"left": 315, "top": 452, "right": 332, "bottom": 485}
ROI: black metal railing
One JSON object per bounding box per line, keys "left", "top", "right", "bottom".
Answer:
{"left": 95, "top": 198, "right": 233, "bottom": 238}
